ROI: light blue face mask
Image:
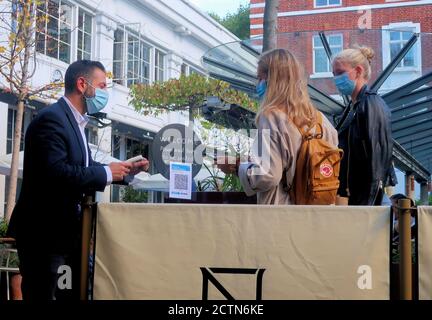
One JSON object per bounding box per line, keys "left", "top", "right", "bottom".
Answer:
{"left": 256, "top": 80, "right": 267, "bottom": 99}
{"left": 333, "top": 72, "right": 356, "bottom": 96}
{"left": 84, "top": 81, "right": 109, "bottom": 115}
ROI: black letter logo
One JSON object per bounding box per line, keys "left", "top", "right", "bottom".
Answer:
{"left": 200, "top": 267, "right": 266, "bottom": 300}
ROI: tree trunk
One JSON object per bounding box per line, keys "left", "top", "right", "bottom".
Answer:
{"left": 5, "top": 1, "right": 34, "bottom": 222}
{"left": 5, "top": 100, "right": 25, "bottom": 221}
{"left": 263, "top": 0, "right": 279, "bottom": 52}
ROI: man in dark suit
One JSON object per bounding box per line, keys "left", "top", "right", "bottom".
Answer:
{"left": 7, "top": 60, "right": 149, "bottom": 300}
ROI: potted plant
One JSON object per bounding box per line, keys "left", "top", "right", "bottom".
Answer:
{"left": 0, "top": 218, "right": 22, "bottom": 300}
{"left": 121, "top": 186, "right": 149, "bottom": 203}
{"left": 197, "top": 163, "right": 256, "bottom": 204}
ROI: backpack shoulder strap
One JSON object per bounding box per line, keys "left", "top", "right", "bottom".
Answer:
{"left": 315, "top": 112, "right": 324, "bottom": 138}
{"left": 291, "top": 112, "right": 323, "bottom": 140}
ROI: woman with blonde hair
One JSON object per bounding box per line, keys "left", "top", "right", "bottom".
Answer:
{"left": 333, "top": 46, "right": 395, "bottom": 205}
{"left": 218, "top": 49, "right": 339, "bottom": 204}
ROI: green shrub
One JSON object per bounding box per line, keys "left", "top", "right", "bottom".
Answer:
{"left": 0, "top": 218, "right": 8, "bottom": 238}
{"left": 0, "top": 218, "right": 20, "bottom": 269}
{"left": 121, "top": 186, "right": 149, "bottom": 203}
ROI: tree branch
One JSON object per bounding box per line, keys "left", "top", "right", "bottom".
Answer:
{"left": 0, "top": 67, "right": 20, "bottom": 93}
{"left": 28, "top": 82, "right": 64, "bottom": 97}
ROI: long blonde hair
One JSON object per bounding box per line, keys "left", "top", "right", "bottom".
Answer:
{"left": 256, "top": 49, "right": 317, "bottom": 127}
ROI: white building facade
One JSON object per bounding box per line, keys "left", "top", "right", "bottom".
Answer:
{"left": 0, "top": 0, "right": 239, "bottom": 216}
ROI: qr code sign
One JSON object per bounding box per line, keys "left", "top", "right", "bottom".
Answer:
{"left": 174, "top": 174, "right": 188, "bottom": 190}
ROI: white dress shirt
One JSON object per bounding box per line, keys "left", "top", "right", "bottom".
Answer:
{"left": 63, "top": 96, "right": 112, "bottom": 185}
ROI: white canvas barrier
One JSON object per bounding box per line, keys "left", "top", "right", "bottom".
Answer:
{"left": 94, "top": 204, "right": 390, "bottom": 300}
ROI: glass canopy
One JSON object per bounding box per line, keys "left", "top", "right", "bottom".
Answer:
{"left": 202, "top": 29, "right": 432, "bottom": 183}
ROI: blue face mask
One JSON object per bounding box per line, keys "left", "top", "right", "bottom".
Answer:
{"left": 256, "top": 80, "right": 267, "bottom": 99}
{"left": 333, "top": 72, "right": 356, "bottom": 96}
{"left": 84, "top": 81, "right": 109, "bottom": 115}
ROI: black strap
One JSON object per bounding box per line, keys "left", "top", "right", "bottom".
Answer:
{"left": 335, "top": 102, "right": 353, "bottom": 132}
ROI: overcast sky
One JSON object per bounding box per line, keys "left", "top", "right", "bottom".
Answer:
{"left": 189, "top": 0, "right": 249, "bottom": 17}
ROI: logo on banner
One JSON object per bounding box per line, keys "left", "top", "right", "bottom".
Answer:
{"left": 200, "top": 267, "right": 266, "bottom": 300}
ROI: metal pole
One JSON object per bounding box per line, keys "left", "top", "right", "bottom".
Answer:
{"left": 420, "top": 183, "right": 429, "bottom": 205}
{"left": 405, "top": 173, "right": 415, "bottom": 201}
{"left": 80, "top": 196, "right": 93, "bottom": 300}
{"left": 398, "top": 198, "right": 412, "bottom": 300}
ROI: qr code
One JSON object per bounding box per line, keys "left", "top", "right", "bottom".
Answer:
{"left": 174, "top": 174, "right": 188, "bottom": 190}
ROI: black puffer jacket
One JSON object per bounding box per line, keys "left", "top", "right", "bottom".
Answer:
{"left": 337, "top": 85, "right": 394, "bottom": 205}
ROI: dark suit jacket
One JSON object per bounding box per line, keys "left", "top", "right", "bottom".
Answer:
{"left": 8, "top": 97, "right": 107, "bottom": 253}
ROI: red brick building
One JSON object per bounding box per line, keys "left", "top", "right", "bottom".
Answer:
{"left": 249, "top": 0, "right": 432, "bottom": 94}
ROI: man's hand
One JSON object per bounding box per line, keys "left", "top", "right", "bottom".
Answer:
{"left": 109, "top": 162, "right": 132, "bottom": 181}
{"left": 129, "top": 158, "right": 150, "bottom": 176}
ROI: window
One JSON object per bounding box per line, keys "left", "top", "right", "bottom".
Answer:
{"left": 36, "top": 0, "right": 73, "bottom": 63}
{"left": 181, "top": 63, "right": 188, "bottom": 76}
{"left": 313, "top": 34, "right": 343, "bottom": 74}
{"left": 85, "top": 126, "right": 98, "bottom": 146}
{"left": 125, "top": 137, "right": 148, "bottom": 160}
{"left": 112, "top": 135, "right": 122, "bottom": 159}
{"left": 7, "top": 108, "right": 24, "bottom": 154}
{"left": 127, "top": 33, "right": 151, "bottom": 86}
{"left": 113, "top": 29, "right": 125, "bottom": 85}
{"left": 315, "top": 0, "right": 341, "bottom": 7}
{"left": 382, "top": 23, "right": 421, "bottom": 71}
{"left": 189, "top": 66, "right": 204, "bottom": 76}
{"left": 11, "top": 0, "right": 21, "bottom": 33}
{"left": 126, "top": 32, "right": 140, "bottom": 87}
{"left": 389, "top": 31, "right": 415, "bottom": 68}
{"left": 154, "top": 49, "right": 165, "bottom": 82}
{"left": 77, "top": 8, "right": 92, "bottom": 60}
{"left": 140, "top": 44, "right": 151, "bottom": 84}
{"left": 113, "top": 28, "right": 151, "bottom": 87}
{"left": 180, "top": 64, "right": 205, "bottom": 77}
